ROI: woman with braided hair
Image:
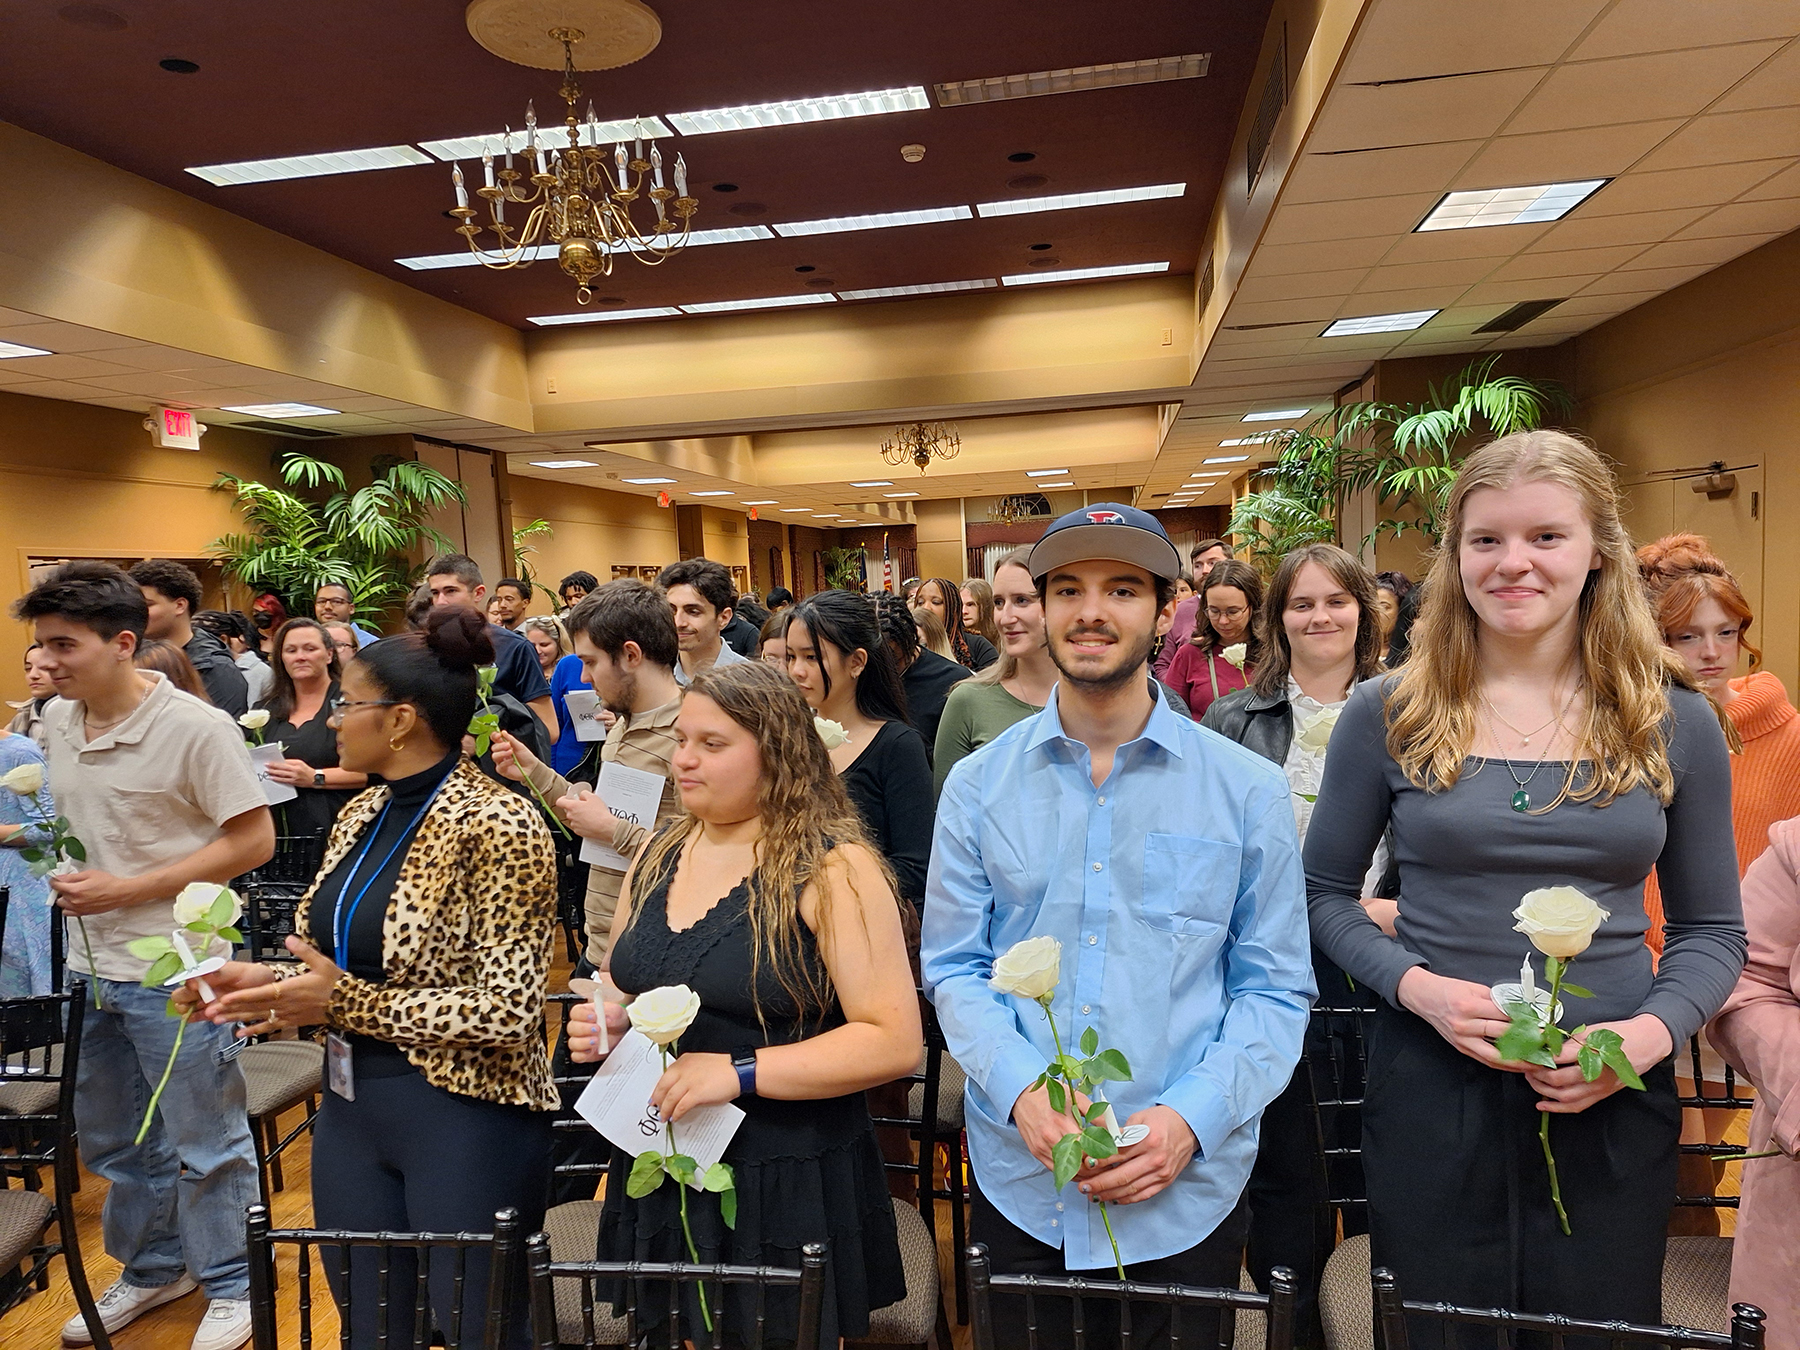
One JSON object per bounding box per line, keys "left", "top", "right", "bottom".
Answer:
{"left": 875, "top": 590, "right": 971, "bottom": 756}
{"left": 911, "top": 576, "right": 997, "bottom": 670}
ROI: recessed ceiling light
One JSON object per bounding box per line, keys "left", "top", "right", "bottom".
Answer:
{"left": 1001, "top": 262, "right": 1169, "bottom": 286}
{"left": 1217, "top": 434, "right": 1287, "bottom": 446}
{"left": 187, "top": 144, "right": 432, "bottom": 186}
{"left": 1035, "top": 481, "right": 1075, "bottom": 488}
{"left": 219, "top": 402, "right": 340, "bottom": 418}
{"left": 679, "top": 293, "right": 838, "bottom": 314}
{"left": 837, "top": 278, "right": 997, "bottom": 300}
{"left": 771, "top": 205, "right": 971, "bottom": 237}
{"left": 936, "top": 54, "right": 1211, "bottom": 106}
{"left": 1025, "top": 469, "right": 1070, "bottom": 477}
{"left": 1322, "top": 310, "right": 1439, "bottom": 337}
{"left": 529, "top": 459, "right": 599, "bottom": 469}
{"left": 884, "top": 491, "right": 920, "bottom": 498}
{"left": 1417, "top": 179, "right": 1608, "bottom": 232}
{"left": 0, "top": 341, "right": 53, "bottom": 358}
{"left": 781, "top": 507, "right": 814, "bottom": 512}
{"left": 1204, "top": 455, "right": 1249, "bottom": 464}
{"left": 1190, "top": 471, "right": 1226, "bottom": 478}
{"left": 398, "top": 226, "right": 773, "bottom": 270}
{"left": 528, "top": 307, "right": 683, "bottom": 325}
{"left": 667, "top": 87, "right": 929, "bottom": 136}
{"left": 689, "top": 490, "right": 734, "bottom": 496}
{"left": 742, "top": 500, "right": 778, "bottom": 506}
{"left": 419, "top": 119, "right": 675, "bottom": 162}
{"left": 849, "top": 480, "right": 893, "bottom": 487}
{"left": 976, "top": 183, "right": 1186, "bottom": 218}
{"left": 1242, "top": 409, "right": 1308, "bottom": 422}
{"left": 623, "top": 476, "right": 677, "bottom": 484}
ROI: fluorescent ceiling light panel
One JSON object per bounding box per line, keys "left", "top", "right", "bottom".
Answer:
{"left": 884, "top": 492, "right": 920, "bottom": 498}
{"left": 781, "top": 507, "right": 814, "bottom": 512}
{"left": 742, "top": 500, "right": 778, "bottom": 506}
{"left": 1242, "top": 409, "right": 1308, "bottom": 422}
{"left": 1035, "top": 481, "right": 1075, "bottom": 488}
{"left": 186, "top": 144, "right": 432, "bottom": 186}
{"left": 1322, "top": 310, "right": 1438, "bottom": 337}
{"left": 219, "top": 402, "right": 340, "bottom": 418}
{"left": 622, "top": 476, "right": 676, "bottom": 484}
{"left": 0, "top": 341, "right": 53, "bottom": 358}
{"left": 668, "top": 87, "right": 929, "bottom": 136}
{"left": 837, "top": 279, "right": 996, "bottom": 300}
{"left": 977, "top": 182, "right": 1185, "bottom": 218}
{"left": 529, "top": 459, "right": 599, "bottom": 469}
{"left": 1026, "top": 469, "right": 1069, "bottom": 477}
{"left": 528, "top": 307, "right": 683, "bottom": 325}
{"left": 1417, "top": 179, "right": 1608, "bottom": 232}
{"left": 1002, "top": 262, "right": 1170, "bottom": 286}
{"left": 419, "top": 119, "right": 675, "bottom": 162}
{"left": 679, "top": 293, "right": 837, "bottom": 314}
{"left": 689, "top": 490, "right": 733, "bottom": 496}
{"left": 1217, "top": 434, "right": 1287, "bottom": 446}
{"left": 397, "top": 225, "right": 772, "bottom": 270}
{"left": 936, "top": 53, "right": 1211, "bottom": 106}
{"left": 1204, "top": 455, "right": 1249, "bottom": 464}
{"left": 849, "top": 481, "right": 893, "bottom": 487}
{"left": 772, "top": 205, "right": 971, "bottom": 237}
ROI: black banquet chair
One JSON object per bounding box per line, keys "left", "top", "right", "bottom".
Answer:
{"left": 0, "top": 980, "right": 111, "bottom": 1348}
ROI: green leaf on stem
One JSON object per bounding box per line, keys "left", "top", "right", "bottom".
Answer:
{"left": 207, "top": 892, "right": 234, "bottom": 927}
{"left": 1544, "top": 955, "right": 1561, "bottom": 984}
{"left": 1056, "top": 1054, "right": 1084, "bottom": 1082}
{"left": 218, "top": 926, "right": 243, "bottom": 945}
{"left": 1081, "top": 1126, "right": 1118, "bottom": 1160}
{"left": 1494, "top": 1020, "right": 1556, "bottom": 1067}
{"left": 1085, "top": 1102, "right": 1110, "bottom": 1125}
{"left": 1052, "top": 1133, "right": 1084, "bottom": 1190}
{"left": 20, "top": 846, "right": 43, "bottom": 864}
{"left": 1586, "top": 1029, "right": 1645, "bottom": 1090}
{"left": 1045, "top": 1077, "right": 1067, "bottom": 1115}
{"left": 1086, "top": 1049, "right": 1133, "bottom": 1083}
{"left": 143, "top": 952, "right": 186, "bottom": 987}
{"left": 1080, "top": 1026, "right": 1099, "bottom": 1056}
{"left": 1577, "top": 1040, "right": 1604, "bottom": 1083}
{"left": 667, "top": 1154, "right": 699, "bottom": 1187}
{"left": 63, "top": 837, "right": 85, "bottom": 863}
{"left": 127, "top": 936, "right": 176, "bottom": 961}
{"left": 1558, "top": 982, "right": 1594, "bottom": 999}
{"left": 54, "top": 815, "right": 71, "bottom": 834}
{"left": 1543, "top": 1023, "right": 1566, "bottom": 1057}
{"left": 626, "top": 1151, "right": 667, "bottom": 1199}
{"left": 164, "top": 996, "right": 185, "bottom": 1017}
{"left": 718, "top": 1185, "right": 738, "bottom": 1229}
{"left": 1499, "top": 998, "right": 1538, "bottom": 1022}
{"left": 702, "top": 1162, "right": 734, "bottom": 1193}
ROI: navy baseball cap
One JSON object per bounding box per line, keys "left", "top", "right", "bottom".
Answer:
{"left": 1027, "top": 503, "right": 1183, "bottom": 582}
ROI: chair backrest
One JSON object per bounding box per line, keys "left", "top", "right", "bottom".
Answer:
{"left": 1371, "top": 1266, "right": 1767, "bottom": 1350}
{"left": 866, "top": 990, "right": 945, "bottom": 1199}
{"left": 966, "top": 1244, "right": 1298, "bottom": 1350}
{"left": 0, "top": 981, "right": 84, "bottom": 1170}
{"left": 525, "top": 1230, "right": 827, "bottom": 1350}
{"left": 546, "top": 991, "right": 609, "bottom": 1190}
{"left": 1676, "top": 1033, "right": 1756, "bottom": 1210}
{"left": 235, "top": 832, "right": 329, "bottom": 962}
{"left": 1301, "top": 1001, "right": 1374, "bottom": 1228}
{"left": 245, "top": 1203, "right": 523, "bottom": 1350}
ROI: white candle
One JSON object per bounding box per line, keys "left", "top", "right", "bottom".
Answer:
{"left": 503, "top": 126, "right": 513, "bottom": 171}
{"left": 650, "top": 143, "right": 663, "bottom": 188}
{"left": 526, "top": 100, "right": 538, "bottom": 156}
{"left": 482, "top": 151, "right": 495, "bottom": 189}
{"left": 674, "top": 154, "right": 688, "bottom": 197}
{"left": 452, "top": 163, "right": 468, "bottom": 209}
{"left": 614, "top": 143, "right": 628, "bottom": 180}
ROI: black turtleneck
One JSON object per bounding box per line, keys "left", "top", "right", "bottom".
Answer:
{"left": 309, "top": 747, "right": 460, "bottom": 1073}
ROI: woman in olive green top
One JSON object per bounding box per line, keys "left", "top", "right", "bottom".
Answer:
{"left": 933, "top": 550, "right": 1059, "bottom": 795}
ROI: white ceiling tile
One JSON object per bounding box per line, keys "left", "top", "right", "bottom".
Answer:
{"left": 1571, "top": 0, "right": 1800, "bottom": 60}
{"left": 1452, "top": 121, "right": 1688, "bottom": 187}
{"left": 1222, "top": 297, "right": 1343, "bottom": 327}
{"left": 0, "top": 353, "right": 139, "bottom": 380}
{"left": 1246, "top": 237, "right": 1395, "bottom": 276}
{"left": 0, "top": 322, "right": 151, "bottom": 354}
{"left": 1580, "top": 159, "right": 1794, "bottom": 215}
{"left": 1713, "top": 39, "right": 1800, "bottom": 111}
{"left": 1483, "top": 244, "right": 1650, "bottom": 281}
{"left": 1533, "top": 205, "right": 1709, "bottom": 250}
{"left": 1459, "top": 278, "right": 1609, "bottom": 306}
{"left": 1351, "top": 258, "right": 1502, "bottom": 291}
{"left": 1503, "top": 44, "right": 1784, "bottom": 134}
{"left": 1310, "top": 68, "right": 1548, "bottom": 153}
{"left": 1258, "top": 192, "right": 1444, "bottom": 247}
{"left": 1339, "top": 0, "right": 1605, "bottom": 83}
{"left": 1741, "top": 161, "right": 1800, "bottom": 200}
{"left": 1617, "top": 235, "right": 1777, "bottom": 270}
{"left": 1673, "top": 198, "right": 1800, "bottom": 238}
{"left": 1283, "top": 142, "right": 1481, "bottom": 204}
{"left": 1229, "top": 268, "right": 1372, "bottom": 304}
{"left": 1334, "top": 287, "right": 1460, "bottom": 316}
{"left": 1, "top": 380, "right": 115, "bottom": 402}
{"left": 1577, "top": 264, "right": 1715, "bottom": 294}
{"left": 71, "top": 343, "right": 223, "bottom": 373}
{"left": 1551, "top": 291, "right": 1662, "bottom": 317}
{"left": 1635, "top": 107, "right": 1800, "bottom": 170}
{"left": 1382, "top": 222, "right": 1555, "bottom": 263}
{"left": 69, "top": 372, "right": 217, "bottom": 398}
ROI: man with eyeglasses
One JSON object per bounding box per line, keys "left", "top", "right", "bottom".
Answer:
{"left": 321, "top": 623, "right": 362, "bottom": 669}
{"left": 313, "top": 583, "right": 378, "bottom": 648}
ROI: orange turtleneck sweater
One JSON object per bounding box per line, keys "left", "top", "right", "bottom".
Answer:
{"left": 1646, "top": 669, "right": 1800, "bottom": 958}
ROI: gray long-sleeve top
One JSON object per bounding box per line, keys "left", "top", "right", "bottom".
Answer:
{"left": 1304, "top": 680, "right": 1746, "bottom": 1048}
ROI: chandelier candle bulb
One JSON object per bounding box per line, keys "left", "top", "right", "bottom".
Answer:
{"left": 674, "top": 154, "right": 687, "bottom": 197}
{"left": 651, "top": 143, "right": 664, "bottom": 188}
{"left": 452, "top": 163, "right": 468, "bottom": 209}
{"left": 482, "top": 151, "right": 495, "bottom": 189}
{"left": 503, "top": 127, "right": 513, "bottom": 169}
{"left": 614, "top": 142, "right": 628, "bottom": 179}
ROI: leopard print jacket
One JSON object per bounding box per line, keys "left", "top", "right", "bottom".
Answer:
{"left": 274, "top": 759, "right": 559, "bottom": 1110}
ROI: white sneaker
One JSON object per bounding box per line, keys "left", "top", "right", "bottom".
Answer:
{"left": 61, "top": 1275, "right": 197, "bottom": 1343}
{"left": 190, "top": 1297, "right": 253, "bottom": 1350}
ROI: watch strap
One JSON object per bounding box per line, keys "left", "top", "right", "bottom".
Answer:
{"left": 731, "top": 1045, "right": 758, "bottom": 1098}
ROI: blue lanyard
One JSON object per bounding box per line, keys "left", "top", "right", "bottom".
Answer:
{"left": 329, "top": 778, "right": 448, "bottom": 961}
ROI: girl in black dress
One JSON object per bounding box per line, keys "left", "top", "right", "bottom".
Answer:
{"left": 258, "top": 618, "right": 367, "bottom": 839}
{"left": 567, "top": 661, "right": 919, "bottom": 1346}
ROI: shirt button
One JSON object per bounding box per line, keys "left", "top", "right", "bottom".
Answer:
{"left": 1050, "top": 1219, "right": 1059, "bottom": 1228}
{"left": 1055, "top": 1202, "right": 1064, "bottom": 1211}
{"left": 1081, "top": 1004, "right": 1091, "bottom": 1015}
{"left": 1087, "top": 935, "right": 1097, "bottom": 946}
{"left": 1092, "top": 862, "right": 1103, "bottom": 872}
{"left": 1097, "top": 795, "right": 1106, "bottom": 805}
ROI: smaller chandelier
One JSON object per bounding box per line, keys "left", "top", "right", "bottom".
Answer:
{"left": 880, "top": 422, "right": 961, "bottom": 474}
{"left": 989, "top": 493, "right": 1052, "bottom": 526}
{"left": 447, "top": 25, "right": 698, "bottom": 303}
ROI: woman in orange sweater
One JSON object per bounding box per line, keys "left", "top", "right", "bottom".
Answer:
{"left": 1639, "top": 533, "right": 1800, "bottom": 1227}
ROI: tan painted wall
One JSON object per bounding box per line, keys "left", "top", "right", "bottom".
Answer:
{"left": 913, "top": 498, "right": 967, "bottom": 582}
{"left": 506, "top": 475, "right": 680, "bottom": 616}
{"left": 1573, "top": 229, "right": 1800, "bottom": 692}
{"left": 698, "top": 506, "right": 751, "bottom": 574}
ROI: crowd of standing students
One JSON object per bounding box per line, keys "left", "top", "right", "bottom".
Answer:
{"left": 4, "top": 426, "right": 1798, "bottom": 1350}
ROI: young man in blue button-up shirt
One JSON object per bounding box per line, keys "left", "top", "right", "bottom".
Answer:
{"left": 923, "top": 505, "right": 1315, "bottom": 1348}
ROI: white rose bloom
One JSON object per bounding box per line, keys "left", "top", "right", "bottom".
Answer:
{"left": 173, "top": 882, "right": 243, "bottom": 928}
{"left": 814, "top": 717, "right": 849, "bottom": 750}
{"left": 1294, "top": 707, "right": 1341, "bottom": 756}
{"left": 1513, "top": 886, "right": 1609, "bottom": 960}
{"left": 238, "top": 710, "right": 271, "bottom": 731}
{"left": 0, "top": 762, "right": 45, "bottom": 796}
{"left": 990, "top": 935, "right": 1062, "bottom": 1001}
{"left": 1222, "top": 643, "right": 1248, "bottom": 670}
{"left": 628, "top": 984, "right": 702, "bottom": 1048}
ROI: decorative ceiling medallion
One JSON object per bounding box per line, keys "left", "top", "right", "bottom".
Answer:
{"left": 466, "top": 0, "right": 662, "bottom": 71}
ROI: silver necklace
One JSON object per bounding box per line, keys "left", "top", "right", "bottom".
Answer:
{"left": 1481, "top": 691, "right": 1566, "bottom": 747}
{"left": 1483, "top": 687, "right": 1579, "bottom": 813}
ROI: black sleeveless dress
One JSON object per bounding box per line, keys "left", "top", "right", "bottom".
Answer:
{"left": 597, "top": 855, "right": 905, "bottom": 1346}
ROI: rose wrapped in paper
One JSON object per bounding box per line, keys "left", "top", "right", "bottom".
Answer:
{"left": 2, "top": 760, "right": 100, "bottom": 1005}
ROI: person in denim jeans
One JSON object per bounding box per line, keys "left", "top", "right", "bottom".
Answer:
{"left": 15, "top": 562, "right": 274, "bottom": 1350}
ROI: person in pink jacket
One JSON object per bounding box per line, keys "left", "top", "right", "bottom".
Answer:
{"left": 1708, "top": 817, "right": 1800, "bottom": 1348}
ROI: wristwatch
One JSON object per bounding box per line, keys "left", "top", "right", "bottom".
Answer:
{"left": 312, "top": 770, "right": 327, "bottom": 788}
{"left": 731, "top": 1046, "right": 758, "bottom": 1098}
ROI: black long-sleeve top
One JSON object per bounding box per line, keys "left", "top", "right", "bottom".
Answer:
{"left": 840, "top": 719, "right": 935, "bottom": 909}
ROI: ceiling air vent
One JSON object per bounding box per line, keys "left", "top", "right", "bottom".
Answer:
{"left": 1246, "top": 25, "right": 1288, "bottom": 195}
{"left": 1198, "top": 251, "right": 1215, "bottom": 313}
{"left": 234, "top": 419, "right": 341, "bottom": 439}
{"left": 1474, "top": 298, "right": 1566, "bottom": 335}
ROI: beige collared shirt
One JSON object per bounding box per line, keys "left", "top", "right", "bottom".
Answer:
{"left": 46, "top": 671, "right": 269, "bottom": 982}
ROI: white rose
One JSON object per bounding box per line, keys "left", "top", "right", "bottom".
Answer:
{"left": 990, "top": 935, "right": 1062, "bottom": 1001}
{"left": 238, "top": 710, "right": 271, "bottom": 731}
{"left": 1222, "top": 643, "right": 1248, "bottom": 670}
{"left": 628, "top": 984, "right": 702, "bottom": 1048}
{"left": 173, "top": 882, "right": 243, "bottom": 928}
{"left": 0, "top": 761, "right": 45, "bottom": 796}
{"left": 1294, "top": 706, "right": 1340, "bottom": 756}
{"left": 1513, "top": 886, "right": 1609, "bottom": 960}
{"left": 813, "top": 716, "right": 849, "bottom": 750}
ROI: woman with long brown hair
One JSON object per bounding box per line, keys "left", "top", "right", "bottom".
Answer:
{"left": 960, "top": 577, "right": 1002, "bottom": 649}
{"left": 566, "top": 661, "right": 919, "bottom": 1346}
{"left": 1304, "top": 431, "right": 1745, "bottom": 1328}
{"left": 1164, "top": 558, "right": 1264, "bottom": 718}
{"left": 256, "top": 617, "right": 366, "bottom": 839}
{"left": 911, "top": 576, "right": 996, "bottom": 670}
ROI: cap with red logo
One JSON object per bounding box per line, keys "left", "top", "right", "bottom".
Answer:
{"left": 1026, "top": 502, "right": 1183, "bottom": 582}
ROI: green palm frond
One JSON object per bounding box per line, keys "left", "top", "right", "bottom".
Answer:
{"left": 276, "top": 453, "right": 347, "bottom": 492}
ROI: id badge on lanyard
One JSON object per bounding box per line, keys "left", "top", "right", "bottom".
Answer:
{"left": 326, "top": 1031, "right": 355, "bottom": 1100}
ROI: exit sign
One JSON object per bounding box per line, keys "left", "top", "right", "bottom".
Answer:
{"left": 149, "top": 406, "right": 202, "bottom": 450}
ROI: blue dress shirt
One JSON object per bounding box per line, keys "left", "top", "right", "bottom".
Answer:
{"left": 922, "top": 685, "right": 1314, "bottom": 1269}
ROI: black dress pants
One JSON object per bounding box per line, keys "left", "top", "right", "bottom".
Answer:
{"left": 1362, "top": 1005, "right": 1679, "bottom": 1350}
{"left": 971, "top": 1177, "right": 1250, "bottom": 1350}
{"left": 311, "top": 1067, "right": 553, "bottom": 1349}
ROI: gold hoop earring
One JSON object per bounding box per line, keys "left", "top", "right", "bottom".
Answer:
{"left": 389, "top": 736, "right": 405, "bottom": 752}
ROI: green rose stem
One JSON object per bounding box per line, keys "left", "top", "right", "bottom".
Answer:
{"left": 22, "top": 790, "right": 99, "bottom": 1009}
{"left": 1538, "top": 958, "right": 1572, "bottom": 1236}
{"left": 521, "top": 771, "right": 573, "bottom": 840}
{"left": 659, "top": 1041, "right": 714, "bottom": 1334}
{"left": 135, "top": 1007, "right": 190, "bottom": 1145}
{"left": 1036, "top": 995, "right": 1127, "bottom": 1280}
{"left": 1714, "top": 1148, "right": 1784, "bottom": 1162}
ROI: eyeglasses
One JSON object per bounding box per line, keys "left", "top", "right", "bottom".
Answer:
{"left": 327, "top": 695, "right": 401, "bottom": 716}
{"left": 1205, "top": 606, "right": 1248, "bottom": 621}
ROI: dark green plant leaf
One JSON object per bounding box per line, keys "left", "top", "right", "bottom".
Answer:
{"left": 1080, "top": 1126, "right": 1118, "bottom": 1160}
{"left": 1045, "top": 1077, "right": 1067, "bottom": 1115}
{"left": 65, "top": 837, "right": 86, "bottom": 862}
{"left": 1586, "top": 1030, "right": 1645, "bottom": 1090}
{"left": 20, "top": 846, "right": 43, "bottom": 864}
{"left": 143, "top": 951, "right": 186, "bottom": 987}
{"left": 1558, "top": 982, "right": 1594, "bottom": 999}
{"left": 1495, "top": 1021, "right": 1556, "bottom": 1067}
{"left": 219, "top": 926, "right": 243, "bottom": 944}
{"left": 1052, "top": 1133, "right": 1083, "bottom": 1190}
{"left": 626, "top": 1151, "right": 666, "bottom": 1199}
{"left": 1080, "top": 1026, "right": 1099, "bottom": 1056}
{"left": 1577, "top": 1040, "right": 1605, "bottom": 1083}
{"left": 1087, "top": 1049, "right": 1132, "bottom": 1083}
{"left": 127, "top": 936, "right": 176, "bottom": 960}
{"left": 1085, "top": 1101, "right": 1110, "bottom": 1125}
{"left": 668, "top": 1154, "right": 699, "bottom": 1186}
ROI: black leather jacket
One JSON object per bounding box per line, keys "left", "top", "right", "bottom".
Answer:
{"left": 1198, "top": 683, "right": 1292, "bottom": 764}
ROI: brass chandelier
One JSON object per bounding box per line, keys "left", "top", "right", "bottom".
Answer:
{"left": 446, "top": 26, "right": 698, "bottom": 303}
{"left": 880, "top": 422, "right": 961, "bottom": 474}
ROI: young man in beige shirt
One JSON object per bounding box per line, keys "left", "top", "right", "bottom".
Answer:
{"left": 16, "top": 562, "right": 274, "bottom": 1350}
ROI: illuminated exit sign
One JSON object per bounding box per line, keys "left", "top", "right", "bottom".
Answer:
{"left": 148, "top": 406, "right": 203, "bottom": 450}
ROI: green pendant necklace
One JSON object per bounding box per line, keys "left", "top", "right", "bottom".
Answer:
{"left": 1483, "top": 687, "right": 1579, "bottom": 813}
